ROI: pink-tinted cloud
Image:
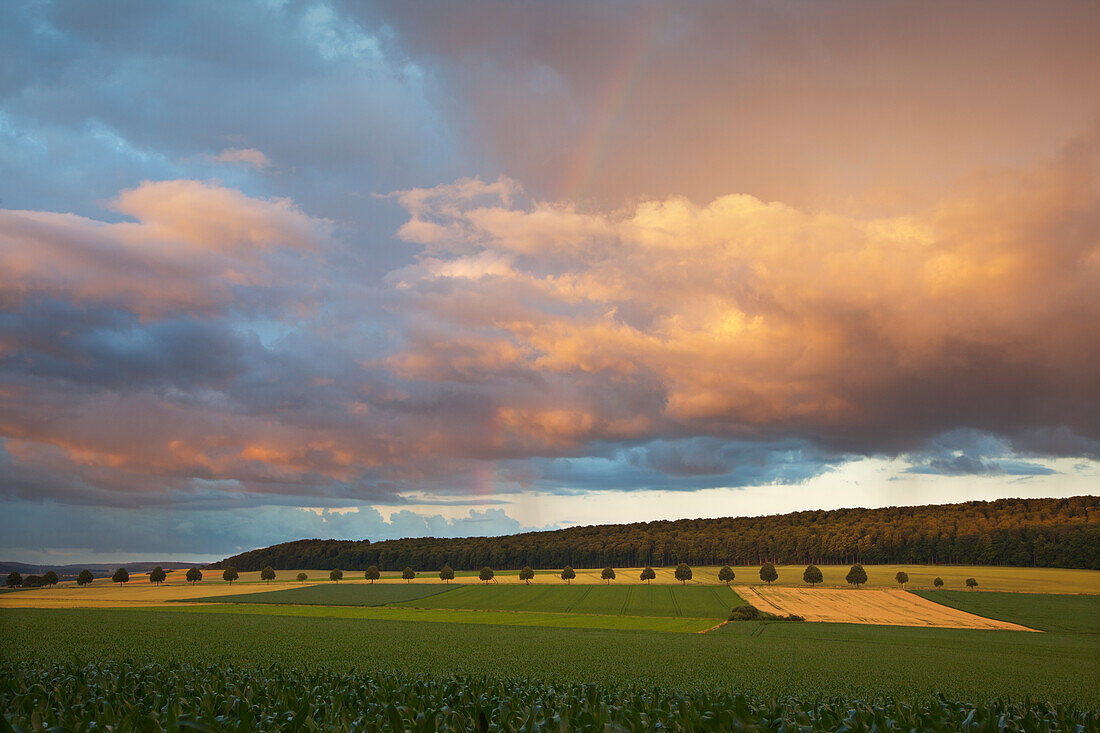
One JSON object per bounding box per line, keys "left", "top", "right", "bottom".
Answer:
{"left": 0, "top": 179, "right": 331, "bottom": 316}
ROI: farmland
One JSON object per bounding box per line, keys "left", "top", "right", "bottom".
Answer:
{"left": 389, "top": 583, "right": 740, "bottom": 618}
{"left": 3, "top": 608, "right": 1098, "bottom": 703}
{"left": 188, "top": 582, "right": 454, "bottom": 606}
{"left": 911, "top": 590, "right": 1100, "bottom": 634}
{"left": 8, "top": 661, "right": 1095, "bottom": 732}
{"left": 161, "top": 603, "right": 719, "bottom": 633}
{"left": 736, "top": 585, "right": 1034, "bottom": 630}
{"left": 5, "top": 581, "right": 1100, "bottom": 729}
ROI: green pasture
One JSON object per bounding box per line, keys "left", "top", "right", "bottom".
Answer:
{"left": 183, "top": 582, "right": 454, "bottom": 606}
{"left": 393, "top": 583, "right": 741, "bottom": 618}
{"left": 162, "top": 603, "right": 718, "bottom": 632}
{"left": 2, "top": 607, "right": 1096, "bottom": 704}
{"left": 913, "top": 590, "right": 1100, "bottom": 634}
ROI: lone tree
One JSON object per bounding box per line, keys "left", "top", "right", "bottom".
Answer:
{"left": 845, "top": 564, "right": 867, "bottom": 589}
{"left": 894, "top": 571, "right": 909, "bottom": 588}
{"left": 674, "top": 563, "right": 693, "bottom": 585}
{"left": 261, "top": 566, "right": 276, "bottom": 583}
{"left": 718, "top": 566, "right": 736, "bottom": 585}
{"left": 186, "top": 567, "right": 203, "bottom": 584}
{"left": 479, "top": 567, "right": 495, "bottom": 583}
{"left": 113, "top": 568, "right": 130, "bottom": 586}
{"left": 6, "top": 571, "right": 22, "bottom": 588}
{"left": 759, "top": 562, "right": 778, "bottom": 585}
{"left": 439, "top": 565, "right": 455, "bottom": 583}
{"left": 519, "top": 566, "right": 534, "bottom": 584}
{"left": 933, "top": 576, "right": 944, "bottom": 588}
{"left": 149, "top": 567, "right": 167, "bottom": 586}
{"left": 402, "top": 567, "right": 416, "bottom": 583}
{"left": 330, "top": 568, "right": 343, "bottom": 583}
{"left": 640, "top": 566, "right": 656, "bottom": 584}
{"left": 365, "top": 566, "right": 380, "bottom": 584}
{"left": 42, "top": 571, "right": 59, "bottom": 588}
{"left": 77, "top": 569, "right": 94, "bottom": 587}
{"left": 296, "top": 572, "right": 308, "bottom": 583}
{"left": 601, "top": 566, "right": 616, "bottom": 584}
{"left": 222, "top": 567, "right": 238, "bottom": 584}
{"left": 966, "top": 577, "right": 979, "bottom": 590}
{"left": 803, "top": 565, "right": 823, "bottom": 587}
{"left": 561, "top": 566, "right": 576, "bottom": 584}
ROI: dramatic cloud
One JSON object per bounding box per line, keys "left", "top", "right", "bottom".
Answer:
{"left": 386, "top": 136, "right": 1100, "bottom": 454}
{"left": 1, "top": 1, "right": 1096, "bottom": 560}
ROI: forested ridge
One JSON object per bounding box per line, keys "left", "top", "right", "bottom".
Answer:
{"left": 212, "top": 496, "right": 1099, "bottom": 572}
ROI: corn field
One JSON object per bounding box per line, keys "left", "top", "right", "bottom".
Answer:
{"left": 3, "top": 661, "right": 1097, "bottom": 732}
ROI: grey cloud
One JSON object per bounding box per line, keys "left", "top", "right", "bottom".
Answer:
{"left": 904, "top": 430, "right": 1059, "bottom": 477}
{"left": 0, "top": 499, "right": 537, "bottom": 557}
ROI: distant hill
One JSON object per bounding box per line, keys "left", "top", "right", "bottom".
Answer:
{"left": 0, "top": 561, "right": 196, "bottom": 581}
{"left": 212, "top": 496, "right": 1099, "bottom": 572}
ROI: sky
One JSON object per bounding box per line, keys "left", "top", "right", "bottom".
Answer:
{"left": 1, "top": 1, "right": 1098, "bottom": 564}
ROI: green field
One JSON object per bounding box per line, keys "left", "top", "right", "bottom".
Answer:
{"left": 912, "top": 590, "right": 1100, "bottom": 634}
{"left": 2, "top": 608, "right": 1096, "bottom": 704}
{"left": 161, "top": 603, "right": 718, "bottom": 632}
{"left": 9, "top": 662, "right": 1093, "bottom": 732}
{"left": 392, "top": 583, "right": 741, "bottom": 618}
{"left": 184, "top": 582, "right": 455, "bottom": 606}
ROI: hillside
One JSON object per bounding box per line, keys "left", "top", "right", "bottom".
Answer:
{"left": 212, "top": 496, "right": 1098, "bottom": 572}
{"left": 0, "top": 561, "right": 195, "bottom": 580}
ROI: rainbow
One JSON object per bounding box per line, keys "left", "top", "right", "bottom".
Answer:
{"left": 558, "top": 7, "right": 666, "bottom": 201}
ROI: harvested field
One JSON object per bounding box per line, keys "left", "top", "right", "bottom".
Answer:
{"left": 0, "top": 581, "right": 316, "bottom": 609}
{"left": 735, "top": 586, "right": 1036, "bottom": 631}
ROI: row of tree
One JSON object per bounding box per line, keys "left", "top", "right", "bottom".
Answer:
{"left": 8, "top": 561, "right": 982, "bottom": 591}
{"left": 210, "top": 497, "right": 1098, "bottom": 572}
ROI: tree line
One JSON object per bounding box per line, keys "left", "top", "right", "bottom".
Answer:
{"left": 210, "top": 496, "right": 1098, "bottom": 572}
{"left": 6, "top": 561, "right": 985, "bottom": 592}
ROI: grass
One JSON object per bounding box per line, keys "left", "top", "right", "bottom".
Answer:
{"left": 392, "top": 583, "right": 741, "bottom": 618}
{"left": 913, "top": 590, "right": 1100, "bottom": 634}
{"left": 159, "top": 603, "right": 719, "bottom": 632}
{"left": 2, "top": 608, "right": 1096, "bottom": 704}
{"left": 183, "top": 582, "right": 455, "bottom": 606}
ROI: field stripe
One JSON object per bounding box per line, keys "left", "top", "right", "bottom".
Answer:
{"left": 153, "top": 603, "right": 720, "bottom": 633}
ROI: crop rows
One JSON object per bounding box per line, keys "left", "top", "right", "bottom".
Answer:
{"left": 5, "top": 661, "right": 1098, "bottom": 732}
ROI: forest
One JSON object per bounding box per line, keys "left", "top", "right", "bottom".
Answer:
{"left": 212, "top": 496, "right": 1098, "bottom": 572}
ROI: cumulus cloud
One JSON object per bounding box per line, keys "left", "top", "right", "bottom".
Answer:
{"left": 0, "top": 179, "right": 330, "bottom": 316}
{"left": 385, "top": 135, "right": 1100, "bottom": 454}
